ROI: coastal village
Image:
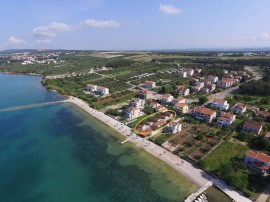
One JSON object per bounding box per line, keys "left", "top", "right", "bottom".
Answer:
{"left": 82, "top": 64, "right": 270, "bottom": 201}
{"left": 1, "top": 50, "right": 270, "bottom": 202}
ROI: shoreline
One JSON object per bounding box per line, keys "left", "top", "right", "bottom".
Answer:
{"left": 64, "top": 96, "right": 253, "bottom": 202}
{"left": 0, "top": 71, "right": 43, "bottom": 77}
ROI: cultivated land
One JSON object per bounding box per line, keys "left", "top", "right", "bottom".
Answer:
{"left": 1, "top": 50, "right": 270, "bottom": 201}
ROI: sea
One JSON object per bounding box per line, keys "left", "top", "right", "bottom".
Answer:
{"left": 0, "top": 73, "right": 196, "bottom": 202}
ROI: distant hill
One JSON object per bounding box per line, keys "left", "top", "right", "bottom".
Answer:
{"left": 0, "top": 49, "right": 67, "bottom": 54}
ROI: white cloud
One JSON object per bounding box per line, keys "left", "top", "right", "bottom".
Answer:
{"left": 78, "top": 19, "right": 120, "bottom": 29}
{"left": 259, "top": 33, "right": 270, "bottom": 40}
{"left": 33, "top": 22, "right": 72, "bottom": 37}
{"left": 36, "top": 39, "right": 51, "bottom": 44}
{"left": 8, "top": 36, "right": 25, "bottom": 45}
{"left": 239, "top": 33, "right": 270, "bottom": 41}
{"left": 159, "top": 4, "right": 181, "bottom": 14}
{"left": 33, "top": 19, "right": 120, "bottom": 38}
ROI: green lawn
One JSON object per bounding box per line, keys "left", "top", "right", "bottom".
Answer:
{"left": 200, "top": 140, "right": 248, "bottom": 171}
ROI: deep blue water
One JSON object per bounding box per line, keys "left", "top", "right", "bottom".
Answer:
{"left": 0, "top": 74, "right": 196, "bottom": 202}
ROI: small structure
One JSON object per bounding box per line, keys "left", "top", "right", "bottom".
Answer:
{"left": 167, "top": 122, "right": 182, "bottom": 134}
{"left": 217, "top": 78, "right": 238, "bottom": 88}
{"left": 86, "top": 84, "right": 109, "bottom": 95}
{"left": 130, "top": 98, "right": 145, "bottom": 108}
{"left": 172, "top": 97, "right": 186, "bottom": 105}
{"left": 244, "top": 150, "right": 270, "bottom": 175}
{"left": 143, "top": 80, "right": 156, "bottom": 89}
{"left": 231, "top": 103, "right": 247, "bottom": 114}
{"left": 125, "top": 107, "right": 141, "bottom": 119}
{"left": 242, "top": 120, "right": 263, "bottom": 135}
{"left": 161, "top": 94, "right": 174, "bottom": 103}
{"left": 176, "top": 85, "right": 190, "bottom": 96}
{"left": 208, "top": 75, "right": 219, "bottom": 83}
{"left": 179, "top": 70, "right": 187, "bottom": 78}
{"left": 211, "top": 98, "right": 230, "bottom": 110}
{"left": 138, "top": 90, "right": 153, "bottom": 99}
{"left": 174, "top": 103, "right": 189, "bottom": 114}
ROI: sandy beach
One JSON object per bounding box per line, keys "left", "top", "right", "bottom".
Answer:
{"left": 65, "top": 96, "right": 252, "bottom": 202}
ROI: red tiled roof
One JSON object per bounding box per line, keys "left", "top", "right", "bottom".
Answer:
{"left": 234, "top": 103, "right": 246, "bottom": 109}
{"left": 163, "top": 94, "right": 173, "bottom": 98}
{"left": 218, "top": 116, "right": 232, "bottom": 121}
{"left": 214, "top": 98, "right": 226, "bottom": 103}
{"left": 220, "top": 112, "right": 235, "bottom": 118}
{"left": 246, "top": 150, "right": 270, "bottom": 164}
{"left": 87, "top": 83, "right": 96, "bottom": 87}
{"left": 174, "top": 103, "right": 187, "bottom": 108}
{"left": 145, "top": 80, "right": 155, "bottom": 84}
{"left": 265, "top": 132, "right": 270, "bottom": 138}
{"left": 192, "top": 106, "right": 215, "bottom": 116}
{"left": 243, "top": 120, "right": 262, "bottom": 131}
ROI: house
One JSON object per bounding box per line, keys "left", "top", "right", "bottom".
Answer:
{"left": 231, "top": 103, "right": 247, "bottom": 114}
{"left": 138, "top": 90, "right": 153, "bottom": 99}
{"left": 155, "top": 120, "right": 166, "bottom": 127}
{"left": 208, "top": 75, "right": 219, "bottom": 83}
{"left": 179, "top": 70, "right": 187, "bottom": 78}
{"left": 205, "top": 83, "right": 216, "bottom": 92}
{"left": 172, "top": 97, "right": 186, "bottom": 105}
{"left": 244, "top": 150, "right": 270, "bottom": 175}
{"left": 265, "top": 132, "right": 270, "bottom": 142}
{"left": 161, "top": 94, "right": 174, "bottom": 103}
{"left": 217, "top": 112, "right": 236, "bottom": 126}
{"left": 150, "top": 101, "right": 160, "bottom": 109}
{"left": 97, "top": 86, "right": 110, "bottom": 95}
{"left": 144, "top": 80, "right": 156, "bottom": 89}
{"left": 211, "top": 99, "right": 230, "bottom": 110}
{"left": 186, "top": 68, "right": 194, "bottom": 76}
{"left": 195, "top": 81, "right": 205, "bottom": 88}
{"left": 194, "top": 68, "right": 202, "bottom": 73}
{"left": 242, "top": 120, "right": 263, "bottom": 135}
{"left": 130, "top": 98, "right": 145, "bottom": 108}
{"left": 86, "top": 84, "right": 97, "bottom": 92}
{"left": 202, "top": 88, "right": 210, "bottom": 93}
{"left": 190, "top": 106, "right": 217, "bottom": 122}
{"left": 155, "top": 105, "right": 168, "bottom": 112}
{"left": 174, "top": 103, "right": 189, "bottom": 114}
{"left": 190, "top": 85, "right": 201, "bottom": 93}
{"left": 167, "top": 122, "right": 182, "bottom": 134}
{"left": 176, "top": 85, "right": 190, "bottom": 96}
{"left": 125, "top": 107, "right": 141, "bottom": 119}
{"left": 86, "top": 84, "right": 109, "bottom": 95}
{"left": 217, "top": 78, "right": 238, "bottom": 88}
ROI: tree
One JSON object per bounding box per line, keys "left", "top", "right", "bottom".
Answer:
{"left": 199, "top": 96, "right": 208, "bottom": 105}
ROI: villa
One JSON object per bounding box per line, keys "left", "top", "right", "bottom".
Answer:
{"left": 231, "top": 103, "right": 247, "bottom": 114}
{"left": 172, "top": 97, "right": 186, "bottom": 105}
{"left": 130, "top": 98, "right": 145, "bottom": 108}
{"left": 86, "top": 84, "right": 109, "bottom": 95}
{"left": 161, "top": 94, "right": 174, "bottom": 103}
{"left": 167, "top": 122, "right": 182, "bottom": 134}
{"left": 125, "top": 107, "right": 141, "bottom": 120}
{"left": 211, "top": 98, "right": 230, "bottom": 110}
{"left": 143, "top": 80, "right": 156, "bottom": 89}
{"left": 176, "top": 85, "right": 190, "bottom": 96}
{"left": 208, "top": 75, "right": 219, "bottom": 83}
{"left": 190, "top": 106, "right": 217, "bottom": 122}
{"left": 242, "top": 120, "right": 263, "bottom": 135}
{"left": 174, "top": 103, "right": 189, "bottom": 114}
{"left": 217, "top": 112, "right": 236, "bottom": 126}
{"left": 244, "top": 150, "right": 270, "bottom": 175}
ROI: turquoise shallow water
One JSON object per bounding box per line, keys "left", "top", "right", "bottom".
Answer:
{"left": 0, "top": 74, "right": 196, "bottom": 202}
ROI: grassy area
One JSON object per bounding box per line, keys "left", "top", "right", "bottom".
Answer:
{"left": 230, "top": 93, "right": 270, "bottom": 109}
{"left": 205, "top": 186, "right": 232, "bottom": 202}
{"left": 200, "top": 138, "right": 248, "bottom": 171}
{"left": 150, "top": 133, "right": 172, "bottom": 146}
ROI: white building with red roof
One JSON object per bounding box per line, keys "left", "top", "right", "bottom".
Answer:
{"left": 217, "top": 78, "right": 238, "bottom": 88}
{"left": 143, "top": 80, "right": 156, "bottom": 89}
{"left": 242, "top": 120, "right": 263, "bottom": 135}
{"left": 211, "top": 98, "right": 230, "bottom": 110}
{"left": 86, "top": 84, "right": 97, "bottom": 92}
{"left": 172, "top": 97, "right": 186, "bottom": 105}
{"left": 176, "top": 85, "right": 190, "bottom": 96}
{"left": 161, "top": 94, "right": 174, "bottom": 103}
{"left": 167, "top": 122, "right": 182, "bottom": 134}
{"left": 217, "top": 112, "right": 236, "bottom": 126}
{"left": 86, "top": 84, "right": 109, "bottom": 95}
{"left": 244, "top": 150, "right": 270, "bottom": 175}
{"left": 125, "top": 107, "right": 141, "bottom": 120}
{"left": 231, "top": 103, "right": 247, "bottom": 114}
{"left": 190, "top": 106, "right": 217, "bottom": 122}
{"left": 208, "top": 75, "right": 219, "bottom": 83}
{"left": 130, "top": 98, "right": 145, "bottom": 108}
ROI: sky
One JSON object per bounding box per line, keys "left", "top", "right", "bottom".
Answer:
{"left": 1, "top": 0, "right": 270, "bottom": 50}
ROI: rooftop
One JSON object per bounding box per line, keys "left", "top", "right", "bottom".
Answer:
{"left": 246, "top": 150, "right": 270, "bottom": 164}
{"left": 243, "top": 120, "right": 262, "bottom": 130}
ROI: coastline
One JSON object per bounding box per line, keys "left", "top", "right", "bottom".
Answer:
{"left": 64, "top": 96, "right": 253, "bottom": 202}
{"left": 0, "top": 72, "right": 253, "bottom": 201}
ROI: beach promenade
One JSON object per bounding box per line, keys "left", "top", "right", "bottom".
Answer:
{"left": 65, "top": 96, "right": 253, "bottom": 202}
